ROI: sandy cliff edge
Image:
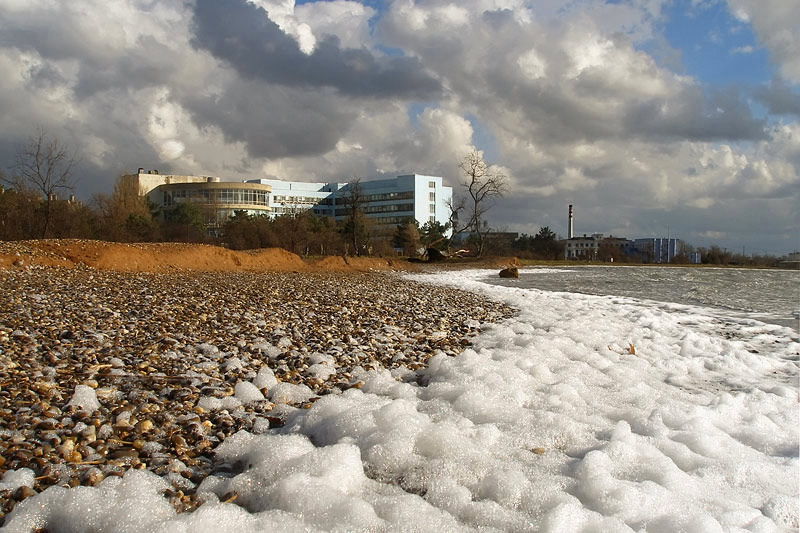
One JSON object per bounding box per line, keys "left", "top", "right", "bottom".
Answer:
{"left": 0, "top": 240, "right": 407, "bottom": 273}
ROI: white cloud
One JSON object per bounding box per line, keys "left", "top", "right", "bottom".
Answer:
{"left": 726, "top": 0, "right": 800, "bottom": 82}
{"left": 295, "top": 1, "right": 375, "bottom": 50}
{"left": 517, "top": 48, "right": 548, "bottom": 80}
{"left": 0, "top": 0, "right": 795, "bottom": 253}
{"left": 252, "top": 0, "right": 317, "bottom": 53}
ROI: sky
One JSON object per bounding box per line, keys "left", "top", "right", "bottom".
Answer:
{"left": 0, "top": 0, "right": 797, "bottom": 255}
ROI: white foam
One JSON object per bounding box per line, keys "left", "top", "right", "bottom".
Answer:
{"left": 267, "top": 382, "right": 315, "bottom": 405}
{"left": 0, "top": 468, "right": 34, "bottom": 491}
{"left": 66, "top": 384, "right": 101, "bottom": 413}
{"left": 196, "top": 396, "right": 242, "bottom": 412}
{"left": 234, "top": 381, "right": 265, "bottom": 404}
{"left": 4, "top": 269, "right": 798, "bottom": 532}
{"left": 253, "top": 365, "right": 277, "bottom": 389}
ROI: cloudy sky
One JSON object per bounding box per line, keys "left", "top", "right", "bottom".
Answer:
{"left": 1, "top": 0, "right": 797, "bottom": 254}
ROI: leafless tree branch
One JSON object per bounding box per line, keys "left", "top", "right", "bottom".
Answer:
{"left": 454, "top": 149, "right": 507, "bottom": 256}
{"left": 4, "top": 128, "right": 79, "bottom": 238}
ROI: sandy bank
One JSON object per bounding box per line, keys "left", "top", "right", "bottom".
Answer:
{"left": 0, "top": 240, "right": 520, "bottom": 273}
{"left": 0, "top": 240, "right": 407, "bottom": 273}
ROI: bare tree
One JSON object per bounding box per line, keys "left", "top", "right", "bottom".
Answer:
{"left": 452, "top": 149, "right": 507, "bottom": 257}
{"left": 2, "top": 129, "right": 78, "bottom": 238}
{"left": 340, "top": 177, "right": 370, "bottom": 256}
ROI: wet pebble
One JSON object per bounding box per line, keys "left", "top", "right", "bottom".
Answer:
{"left": 0, "top": 263, "right": 514, "bottom": 517}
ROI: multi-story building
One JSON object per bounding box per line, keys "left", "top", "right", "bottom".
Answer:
{"left": 125, "top": 170, "right": 452, "bottom": 233}
{"left": 561, "top": 205, "right": 693, "bottom": 263}
{"left": 633, "top": 238, "right": 683, "bottom": 263}
{"left": 564, "top": 233, "right": 604, "bottom": 260}
{"left": 126, "top": 170, "right": 273, "bottom": 226}
{"left": 246, "top": 174, "right": 452, "bottom": 231}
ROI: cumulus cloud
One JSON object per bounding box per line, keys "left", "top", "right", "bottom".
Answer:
{"left": 0, "top": 0, "right": 796, "bottom": 253}
{"left": 754, "top": 79, "right": 800, "bottom": 117}
{"left": 294, "top": 0, "right": 376, "bottom": 50}
{"left": 191, "top": 0, "right": 441, "bottom": 99}
{"left": 726, "top": 0, "right": 800, "bottom": 83}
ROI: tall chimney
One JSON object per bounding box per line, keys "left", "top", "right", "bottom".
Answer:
{"left": 568, "top": 204, "right": 574, "bottom": 239}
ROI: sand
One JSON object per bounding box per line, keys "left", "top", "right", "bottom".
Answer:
{"left": 0, "top": 240, "right": 407, "bottom": 273}
{"left": 0, "top": 240, "right": 520, "bottom": 273}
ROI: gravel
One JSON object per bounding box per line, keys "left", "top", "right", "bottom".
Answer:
{"left": 0, "top": 265, "right": 514, "bottom": 518}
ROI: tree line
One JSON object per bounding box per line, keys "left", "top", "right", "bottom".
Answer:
{"left": 8, "top": 131, "right": 780, "bottom": 264}
{"left": 0, "top": 172, "right": 459, "bottom": 256}
{"left": 1, "top": 133, "right": 514, "bottom": 257}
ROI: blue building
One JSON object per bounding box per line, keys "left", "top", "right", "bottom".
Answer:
{"left": 633, "top": 238, "right": 683, "bottom": 263}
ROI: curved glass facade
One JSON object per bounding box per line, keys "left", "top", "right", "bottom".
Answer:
{"left": 162, "top": 188, "right": 269, "bottom": 207}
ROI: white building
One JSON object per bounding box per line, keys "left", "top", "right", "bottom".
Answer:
{"left": 126, "top": 170, "right": 273, "bottom": 225}
{"left": 247, "top": 174, "right": 452, "bottom": 232}
{"left": 564, "top": 234, "right": 603, "bottom": 260}
{"left": 126, "top": 170, "right": 452, "bottom": 232}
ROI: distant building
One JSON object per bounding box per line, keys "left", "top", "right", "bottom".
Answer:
{"left": 124, "top": 170, "right": 452, "bottom": 233}
{"left": 125, "top": 170, "right": 273, "bottom": 227}
{"left": 246, "top": 179, "right": 342, "bottom": 217}
{"left": 778, "top": 251, "right": 800, "bottom": 269}
{"left": 563, "top": 234, "right": 634, "bottom": 261}
{"left": 564, "top": 234, "right": 602, "bottom": 260}
{"left": 248, "top": 174, "right": 452, "bottom": 232}
{"left": 560, "top": 204, "right": 701, "bottom": 263}
{"left": 633, "top": 238, "right": 683, "bottom": 263}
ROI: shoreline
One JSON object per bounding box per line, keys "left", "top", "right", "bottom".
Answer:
{"left": 0, "top": 266, "right": 515, "bottom": 518}
{"left": 2, "top": 259, "right": 797, "bottom": 530}
{"left": 0, "top": 239, "right": 521, "bottom": 273}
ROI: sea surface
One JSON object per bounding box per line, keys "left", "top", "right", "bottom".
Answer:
{"left": 486, "top": 265, "right": 800, "bottom": 330}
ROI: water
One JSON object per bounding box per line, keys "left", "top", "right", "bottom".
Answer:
{"left": 486, "top": 266, "right": 800, "bottom": 330}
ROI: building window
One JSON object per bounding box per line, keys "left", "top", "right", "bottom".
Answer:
{"left": 429, "top": 192, "right": 435, "bottom": 201}
{"left": 429, "top": 215, "right": 436, "bottom": 222}
{"left": 429, "top": 204, "right": 436, "bottom": 213}
{"left": 429, "top": 181, "right": 435, "bottom": 188}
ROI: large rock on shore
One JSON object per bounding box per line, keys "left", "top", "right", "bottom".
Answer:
{"left": 499, "top": 266, "right": 519, "bottom": 278}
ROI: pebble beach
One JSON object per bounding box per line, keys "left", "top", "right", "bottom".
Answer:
{"left": 0, "top": 264, "right": 514, "bottom": 519}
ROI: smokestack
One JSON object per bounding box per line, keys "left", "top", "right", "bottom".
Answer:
{"left": 568, "top": 204, "right": 574, "bottom": 239}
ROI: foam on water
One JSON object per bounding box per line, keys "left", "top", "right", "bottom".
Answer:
{"left": 4, "top": 269, "right": 798, "bottom": 532}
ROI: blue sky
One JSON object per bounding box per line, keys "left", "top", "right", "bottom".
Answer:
{"left": 0, "top": 0, "right": 797, "bottom": 254}
{"left": 661, "top": 0, "right": 772, "bottom": 85}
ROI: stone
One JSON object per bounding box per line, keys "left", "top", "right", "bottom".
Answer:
{"left": 499, "top": 267, "right": 519, "bottom": 278}
{"left": 0, "top": 261, "right": 515, "bottom": 514}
